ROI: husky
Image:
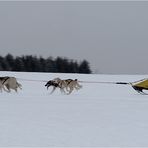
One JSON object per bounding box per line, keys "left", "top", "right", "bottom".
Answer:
{"left": 65, "top": 79, "right": 82, "bottom": 94}
{"left": 50, "top": 77, "right": 82, "bottom": 94}
{"left": 0, "top": 76, "right": 22, "bottom": 92}
{"left": 45, "top": 80, "right": 64, "bottom": 94}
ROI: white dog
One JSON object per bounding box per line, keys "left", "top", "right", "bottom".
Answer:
{"left": 53, "top": 77, "right": 82, "bottom": 94}
{"left": 0, "top": 76, "right": 22, "bottom": 92}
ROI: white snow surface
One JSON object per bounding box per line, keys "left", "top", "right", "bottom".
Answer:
{"left": 0, "top": 71, "right": 148, "bottom": 147}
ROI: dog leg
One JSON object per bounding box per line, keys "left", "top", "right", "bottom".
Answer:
{"left": 3, "top": 85, "right": 10, "bottom": 93}
{"left": 50, "top": 86, "right": 56, "bottom": 94}
{"left": 67, "top": 87, "right": 73, "bottom": 95}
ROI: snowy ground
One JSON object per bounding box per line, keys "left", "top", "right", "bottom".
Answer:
{"left": 0, "top": 71, "right": 148, "bottom": 147}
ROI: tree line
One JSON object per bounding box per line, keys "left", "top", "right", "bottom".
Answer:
{"left": 0, "top": 54, "right": 92, "bottom": 74}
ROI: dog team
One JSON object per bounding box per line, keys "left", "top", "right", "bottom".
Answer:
{"left": 0, "top": 76, "right": 82, "bottom": 94}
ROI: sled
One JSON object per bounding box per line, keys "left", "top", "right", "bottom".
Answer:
{"left": 130, "top": 79, "right": 148, "bottom": 95}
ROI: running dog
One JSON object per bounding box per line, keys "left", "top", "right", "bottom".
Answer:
{"left": 45, "top": 80, "right": 64, "bottom": 94}
{"left": 45, "top": 77, "right": 82, "bottom": 94}
{"left": 53, "top": 77, "right": 82, "bottom": 94}
{"left": 0, "top": 76, "right": 22, "bottom": 92}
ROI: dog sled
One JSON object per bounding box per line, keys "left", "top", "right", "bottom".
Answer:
{"left": 130, "top": 79, "right": 148, "bottom": 95}
{"left": 106, "top": 79, "right": 148, "bottom": 95}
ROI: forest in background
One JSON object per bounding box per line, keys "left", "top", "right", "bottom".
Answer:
{"left": 0, "top": 54, "right": 91, "bottom": 74}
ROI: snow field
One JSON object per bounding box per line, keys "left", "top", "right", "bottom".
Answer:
{"left": 0, "top": 71, "right": 148, "bottom": 147}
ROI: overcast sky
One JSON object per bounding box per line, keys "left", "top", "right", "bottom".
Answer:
{"left": 0, "top": 1, "right": 148, "bottom": 74}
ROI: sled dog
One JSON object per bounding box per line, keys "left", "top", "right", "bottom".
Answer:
{"left": 54, "top": 78, "right": 82, "bottom": 94}
{"left": 0, "top": 76, "right": 22, "bottom": 92}
{"left": 45, "top": 80, "right": 64, "bottom": 94}
{"left": 47, "top": 77, "right": 82, "bottom": 94}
